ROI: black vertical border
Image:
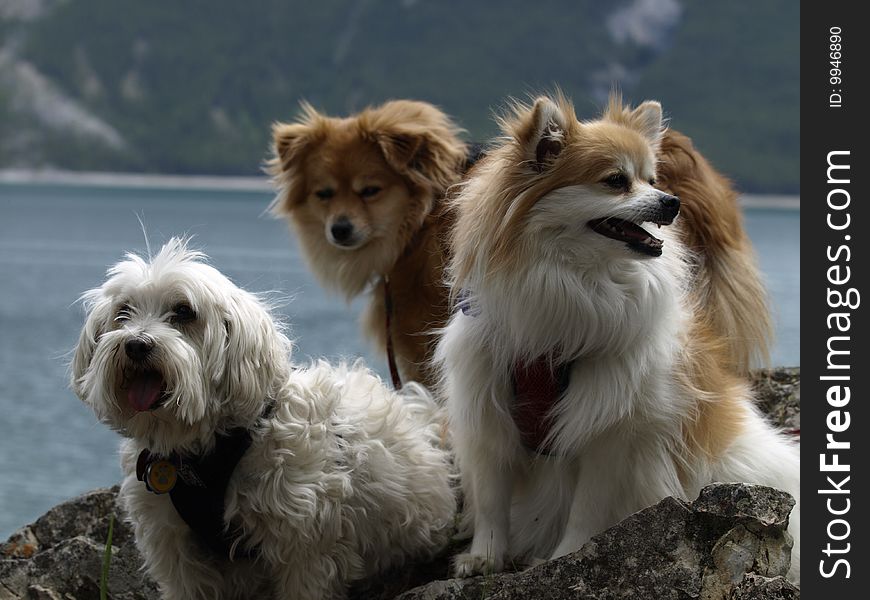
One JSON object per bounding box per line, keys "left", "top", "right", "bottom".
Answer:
{"left": 802, "top": 2, "right": 868, "bottom": 596}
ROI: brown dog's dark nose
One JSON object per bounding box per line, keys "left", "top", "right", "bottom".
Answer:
{"left": 330, "top": 218, "right": 355, "bottom": 244}
{"left": 125, "top": 338, "right": 153, "bottom": 362}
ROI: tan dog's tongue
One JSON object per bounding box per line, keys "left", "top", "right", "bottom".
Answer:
{"left": 128, "top": 372, "right": 164, "bottom": 412}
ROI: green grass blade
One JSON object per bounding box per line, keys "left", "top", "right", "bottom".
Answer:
{"left": 100, "top": 513, "right": 115, "bottom": 600}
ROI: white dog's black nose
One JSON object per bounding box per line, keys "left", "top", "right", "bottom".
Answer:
{"left": 125, "top": 338, "right": 153, "bottom": 362}
{"left": 330, "top": 218, "right": 355, "bottom": 244}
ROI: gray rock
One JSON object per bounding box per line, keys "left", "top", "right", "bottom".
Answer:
{"left": 0, "top": 487, "right": 158, "bottom": 600}
{"left": 730, "top": 574, "right": 800, "bottom": 599}
{"left": 2, "top": 369, "right": 800, "bottom": 599}
{"left": 751, "top": 368, "right": 800, "bottom": 433}
{"left": 398, "top": 484, "right": 797, "bottom": 600}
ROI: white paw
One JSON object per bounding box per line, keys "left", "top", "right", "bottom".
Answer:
{"left": 453, "top": 552, "right": 504, "bottom": 578}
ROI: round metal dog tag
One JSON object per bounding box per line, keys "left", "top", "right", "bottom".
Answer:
{"left": 145, "top": 460, "right": 177, "bottom": 494}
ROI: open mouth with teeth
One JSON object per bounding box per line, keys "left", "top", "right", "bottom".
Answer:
{"left": 587, "top": 215, "right": 675, "bottom": 257}
{"left": 123, "top": 370, "right": 169, "bottom": 412}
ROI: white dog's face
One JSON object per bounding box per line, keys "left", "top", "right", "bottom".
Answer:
{"left": 71, "top": 239, "right": 289, "bottom": 454}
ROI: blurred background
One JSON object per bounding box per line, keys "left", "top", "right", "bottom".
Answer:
{"left": 0, "top": 0, "right": 798, "bottom": 537}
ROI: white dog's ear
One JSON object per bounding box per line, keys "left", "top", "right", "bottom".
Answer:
{"left": 520, "top": 97, "right": 570, "bottom": 172}
{"left": 221, "top": 289, "right": 289, "bottom": 421}
{"left": 71, "top": 293, "right": 112, "bottom": 396}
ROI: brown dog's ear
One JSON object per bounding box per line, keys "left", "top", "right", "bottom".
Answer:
{"left": 267, "top": 122, "right": 312, "bottom": 215}
{"left": 267, "top": 103, "right": 326, "bottom": 214}
{"left": 272, "top": 100, "right": 325, "bottom": 168}
{"left": 364, "top": 101, "right": 467, "bottom": 194}
{"left": 271, "top": 121, "right": 315, "bottom": 170}
{"left": 376, "top": 129, "right": 466, "bottom": 193}
{"left": 376, "top": 132, "right": 425, "bottom": 176}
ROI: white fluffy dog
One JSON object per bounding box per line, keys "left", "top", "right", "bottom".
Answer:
{"left": 71, "top": 238, "right": 456, "bottom": 600}
{"left": 436, "top": 95, "right": 800, "bottom": 583}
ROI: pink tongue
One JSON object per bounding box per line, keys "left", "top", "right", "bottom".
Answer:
{"left": 128, "top": 372, "right": 164, "bottom": 412}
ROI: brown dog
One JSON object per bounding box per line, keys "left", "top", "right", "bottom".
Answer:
{"left": 268, "top": 100, "right": 467, "bottom": 388}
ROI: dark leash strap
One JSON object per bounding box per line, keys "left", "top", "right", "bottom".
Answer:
{"left": 383, "top": 275, "right": 403, "bottom": 390}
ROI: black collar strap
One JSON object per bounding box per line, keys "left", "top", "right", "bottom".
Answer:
{"left": 136, "top": 402, "right": 275, "bottom": 559}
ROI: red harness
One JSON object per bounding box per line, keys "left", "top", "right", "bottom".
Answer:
{"left": 511, "top": 357, "right": 572, "bottom": 454}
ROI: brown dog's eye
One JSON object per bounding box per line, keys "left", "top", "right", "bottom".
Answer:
{"left": 170, "top": 303, "right": 196, "bottom": 325}
{"left": 359, "top": 186, "right": 381, "bottom": 199}
{"left": 648, "top": 177, "right": 657, "bottom": 186}
{"left": 315, "top": 188, "right": 335, "bottom": 200}
{"left": 603, "top": 173, "right": 630, "bottom": 191}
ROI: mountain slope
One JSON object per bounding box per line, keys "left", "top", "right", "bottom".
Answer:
{"left": 0, "top": 0, "right": 799, "bottom": 192}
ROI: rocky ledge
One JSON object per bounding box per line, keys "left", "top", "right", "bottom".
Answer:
{"left": 1, "top": 369, "right": 799, "bottom": 600}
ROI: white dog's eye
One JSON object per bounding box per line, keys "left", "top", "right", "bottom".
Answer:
{"left": 115, "top": 304, "right": 132, "bottom": 323}
{"left": 170, "top": 303, "right": 196, "bottom": 325}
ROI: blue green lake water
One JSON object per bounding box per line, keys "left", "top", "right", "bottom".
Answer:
{"left": 0, "top": 183, "right": 799, "bottom": 537}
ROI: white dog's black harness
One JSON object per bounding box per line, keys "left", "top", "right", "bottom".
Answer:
{"left": 136, "top": 403, "right": 275, "bottom": 558}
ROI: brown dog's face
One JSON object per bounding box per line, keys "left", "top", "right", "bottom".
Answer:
{"left": 298, "top": 131, "right": 414, "bottom": 251}
{"left": 268, "top": 100, "right": 467, "bottom": 296}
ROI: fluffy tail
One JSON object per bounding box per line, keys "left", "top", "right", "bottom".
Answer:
{"left": 658, "top": 130, "right": 773, "bottom": 373}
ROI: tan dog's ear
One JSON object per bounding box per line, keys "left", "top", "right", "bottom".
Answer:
{"left": 524, "top": 97, "right": 570, "bottom": 172}
{"left": 365, "top": 101, "right": 466, "bottom": 194}
{"left": 603, "top": 94, "right": 665, "bottom": 149}
{"left": 503, "top": 95, "right": 575, "bottom": 172}
{"left": 629, "top": 101, "right": 664, "bottom": 146}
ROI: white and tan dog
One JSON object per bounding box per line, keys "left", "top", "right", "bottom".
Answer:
{"left": 436, "top": 95, "right": 800, "bottom": 582}
{"left": 71, "top": 238, "right": 455, "bottom": 600}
